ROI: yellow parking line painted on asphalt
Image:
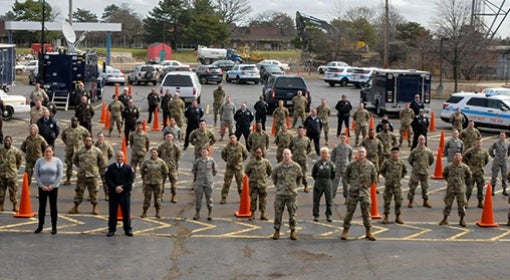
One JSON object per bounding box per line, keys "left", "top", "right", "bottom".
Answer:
{"left": 488, "top": 227, "right": 510, "bottom": 241}
{"left": 0, "top": 219, "right": 37, "bottom": 229}
{"left": 223, "top": 220, "right": 262, "bottom": 237}
{"left": 189, "top": 219, "right": 217, "bottom": 235}
{"left": 399, "top": 223, "right": 433, "bottom": 240}
{"left": 444, "top": 226, "right": 471, "bottom": 240}
{"left": 133, "top": 219, "right": 172, "bottom": 235}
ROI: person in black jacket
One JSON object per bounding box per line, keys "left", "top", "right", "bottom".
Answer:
{"left": 36, "top": 108, "right": 60, "bottom": 147}
{"left": 335, "top": 95, "right": 352, "bottom": 137}
{"left": 254, "top": 95, "right": 268, "bottom": 131}
{"left": 375, "top": 114, "right": 394, "bottom": 133}
{"left": 411, "top": 109, "right": 429, "bottom": 149}
{"left": 161, "top": 89, "right": 172, "bottom": 127}
{"left": 184, "top": 99, "right": 204, "bottom": 150}
{"left": 121, "top": 99, "right": 140, "bottom": 142}
{"left": 304, "top": 109, "right": 323, "bottom": 155}
{"left": 234, "top": 103, "right": 254, "bottom": 148}
{"left": 105, "top": 150, "right": 135, "bottom": 237}
{"left": 410, "top": 94, "right": 425, "bottom": 116}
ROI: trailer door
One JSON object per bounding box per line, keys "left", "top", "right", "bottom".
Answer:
{"left": 396, "top": 75, "right": 421, "bottom": 103}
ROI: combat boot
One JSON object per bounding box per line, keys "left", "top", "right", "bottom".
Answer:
{"left": 92, "top": 205, "right": 99, "bottom": 215}
{"left": 408, "top": 199, "right": 413, "bottom": 208}
{"left": 63, "top": 179, "right": 71, "bottom": 186}
{"left": 68, "top": 203, "right": 79, "bottom": 214}
{"left": 503, "top": 187, "right": 508, "bottom": 196}
{"left": 439, "top": 216, "right": 448, "bottom": 225}
{"left": 423, "top": 199, "right": 431, "bottom": 208}
{"left": 207, "top": 207, "right": 212, "bottom": 221}
{"left": 290, "top": 229, "right": 297, "bottom": 240}
{"left": 12, "top": 203, "right": 18, "bottom": 212}
{"left": 193, "top": 209, "right": 200, "bottom": 220}
{"left": 260, "top": 212, "right": 269, "bottom": 221}
{"left": 220, "top": 197, "right": 227, "bottom": 204}
{"left": 272, "top": 230, "right": 280, "bottom": 240}
{"left": 382, "top": 214, "right": 389, "bottom": 224}
{"left": 395, "top": 215, "right": 404, "bottom": 224}
{"left": 249, "top": 213, "right": 255, "bottom": 221}
{"left": 140, "top": 208, "right": 148, "bottom": 218}
{"left": 155, "top": 208, "right": 161, "bottom": 219}
{"left": 340, "top": 228, "right": 349, "bottom": 240}
{"left": 171, "top": 194, "right": 177, "bottom": 204}
{"left": 459, "top": 216, "right": 466, "bottom": 227}
{"left": 365, "top": 227, "right": 376, "bottom": 241}
{"left": 303, "top": 184, "right": 309, "bottom": 193}
{"left": 477, "top": 200, "right": 484, "bottom": 209}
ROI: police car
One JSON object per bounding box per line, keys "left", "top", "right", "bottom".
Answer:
{"left": 0, "top": 89, "right": 31, "bottom": 121}
{"left": 440, "top": 90, "right": 510, "bottom": 130}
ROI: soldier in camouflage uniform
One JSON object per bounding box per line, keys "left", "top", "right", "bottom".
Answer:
{"left": 272, "top": 100, "right": 289, "bottom": 133}
{"left": 311, "top": 147, "right": 336, "bottom": 222}
{"left": 274, "top": 123, "right": 293, "bottom": 163}
{"left": 407, "top": 135, "right": 434, "bottom": 208}
{"left": 213, "top": 84, "right": 226, "bottom": 126}
{"left": 463, "top": 138, "right": 490, "bottom": 208}
{"left": 340, "top": 147, "right": 377, "bottom": 241}
{"left": 167, "top": 92, "right": 186, "bottom": 128}
{"left": 289, "top": 126, "right": 312, "bottom": 193}
{"left": 291, "top": 90, "right": 307, "bottom": 128}
{"left": 189, "top": 120, "right": 217, "bottom": 160}
{"left": 439, "top": 152, "right": 472, "bottom": 227}
{"left": 489, "top": 132, "right": 510, "bottom": 195}
{"left": 0, "top": 136, "right": 23, "bottom": 212}
{"left": 218, "top": 96, "right": 236, "bottom": 141}
{"left": 352, "top": 103, "right": 370, "bottom": 146}
{"left": 75, "top": 96, "right": 95, "bottom": 133}
{"left": 192, "top": 148, "right": 217, "bottom": 220}
{"left": 376, "top": 123, "right": 398, "bottom": 166}
{"left": 271, "top": 149, "right": 302, "bottom": 240}
{"left": 245, "top": 147, "right": 272, "bottom": 221}
{"left": 61, "top": 117, "right": 90, "bottom": 185}
{"left": 443, "top": 129, "right": 464, "bottom": 163}
{"left": 157, "top": 133, "right": 181, "bottom": 203}
{"left": 68, "top": 136, "right": 106, "bottom": 215}
{"left": 449, "top": 108, "right": 466, "bottom": 132}
{"left": 247, "top": 122, "right": 270, "bottom": 156}
{"left": 140, "top": 148, "right": 169, "bottom": 219}
{"left": 399, "top": 103, "right": 414, "bottom": 147}
{"left": 361, "top": 129, "right": 384, "bottom": 173}
{"left": 129, "top": 120, "right": 150, "bottom": 171}
{"left": 147, "top": 87, "right": 160, "bottom": 124}
{"left": 220, "top": 133, "right": 249, "bottom": 204}
{"left": 94, "top": 132, "right": 114, "bottom": 201}
{"left": 30, "top": 83, "right": 49, "bottom": 107}
{"left": 20, "top": 124, "right": 48, "bottom": 186}
{"left": 316, "top": 98, "right": 331, "bottom": 145}
{"left": 30, "top": 100, "right": 47, "bottom": 125}
{"left": 162, "top": 118, "right": 183, "bottom": 143}
{"left": 331, "top": 134, "right": 353, "bottom": 200}
{"left": 380, "top": 146, "right": 407, "bottom": 224}
{"left": 459, "top": 120, "right": 481, "bottom": 151}
{"left": 108, "top": 94, "right": 125, "bottom": 137}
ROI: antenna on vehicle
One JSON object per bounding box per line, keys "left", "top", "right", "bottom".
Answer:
{"left": 62, "top": 22, "right": 88, "bottom": 53}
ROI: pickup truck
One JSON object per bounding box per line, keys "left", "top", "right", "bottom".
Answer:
{"left": 262, "top": 75, "right": 311, "bottom": 114}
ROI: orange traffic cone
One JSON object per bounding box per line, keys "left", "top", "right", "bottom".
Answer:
{"left": 151, "top": 109, "right": 161, "bottom": 131}
{"left": 128, "top": 84, "right": 133, "bottom": 95}
{"left": 369, "top": 115, "right": 375, "bottom": 131}
{"left": 431, "top": 148, "right": 444, "bottom": 179}
{"left": 103, "top": 110, "right": 111, "bottom": 130}
{"left": 116, "top": 204, "right": 133, "bottom": 221}
{"left": 429, "top": 111, "right": 436, "bottom": 131}
{"left": 99, "top": 102, "right": 106, "bottom": 123}
{"left": 142, "top": 119, "right": 147, "bottom": 132}
{"left": 252, "top": 123, "right": 256, "bottom": 131}
{"left": 345, "top": 128, "right": 350, "bottom": 144}
{"left": 14, "top": 173, "right": 36, "bottom": 218}
{"left": 271, "top": 118, "right": 277, "bottom": 136}
{"left": 122, "top": 137, "right": 129, "bottom": 164}
{"left": 403, "top": 129, "right": 409, "bottom": 140}
{"left": 370, "top": 182, "right": 382, "bottom": 219}
{"left": 235, "top": 175, "right": 252, "bottom": 218}
{"left": 438, "top": 130, "right": 445, "bottom": 151}
{"left": 285, "top": 116, "right": 290, "bottom": 128}
{"left": 114, "top": 83, "right": 120, "bottom": 97}
{"left": 476, "top": 184, "right": 499, "bottom": 227}
{"left": 351, "top": 120, "right": 356, "bottom": 130}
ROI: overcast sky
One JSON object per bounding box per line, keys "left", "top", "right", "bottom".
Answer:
{"left": 3, "top": 0, "right": 510, "bottom": 37}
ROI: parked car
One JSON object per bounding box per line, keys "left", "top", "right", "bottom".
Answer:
{"left": 159, "top": 60, "right": 190, "bottom": 70}
{"left": 257, "top": 59, "right": 290, "bottom": 72}
{"left": 17, "top": 59, "right": 38, "bottom": 74}
{"left": 159, "top": 71, "right": 202, "bottom": 104}
{"left": 350, "top": 67, "right": 378, "bottom": 88}
{"left": 100, "top": 68, "right": 126, "bottom": 85}
{"left": 317, "top": 61, "right": 349, "bottom": 74}
{"left": 211, "top": 60, "right": 236, "bottom": 72}
{"left": 324, "top": 66, "right": 354, "bottom": 87}
{"left": 258, "top": 64, "right": 285, "bottom": 83}
{"left": 226, "top": 64, "right": 260, "bottom": 84}
{"left": 481, "top": 87, "right": 510, "bottom": 96}
{"left": 158, "top": 66, "right": 193, "bottom": 82}
{"left": 194, "top": 65, "right": 223, "bottom": 84}
{"left": 127, "top": 65, "right": 158, "bottom": 85}
{"left": 0, "top": 88, "right": 30, "bottom": 121}
{"left": 262, "top": 75, "right": 311, "bottom": 114}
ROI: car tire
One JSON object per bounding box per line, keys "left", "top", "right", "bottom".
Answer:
{"left": 197, "top": 96, "right": 201, "bottom": 104}
{"left": 199, "top": 76, "right": 207, "bottom": 84}
{"left": 236, "top": 76, "right": 241, "bottom": 84}
{"left": 226, "top": 76, "right": 231, "bottom": 83}
{"left": 319, "top": 69, "right": 324, "bottom": 74}
{"left": 328, "top": 82, "right": 335, "bottom": 87}
{"left": 340, "top": 78, "right": 348, "bottom": 87}
{"left": 2, "top": 107, "right": 13, "bottom": 121}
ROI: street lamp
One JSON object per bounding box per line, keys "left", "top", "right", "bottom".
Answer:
{"left": 437, "top": 37, "right": 449, "bottom": 95}
{"left": 39, "top": 0, "right": 46, "bottom": 83}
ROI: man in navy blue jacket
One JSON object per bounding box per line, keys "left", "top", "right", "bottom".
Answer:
{"left": 105, "top": 150, "right": 135, "bottom": 237}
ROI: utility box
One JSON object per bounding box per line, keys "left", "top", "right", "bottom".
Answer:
{"left": 0, "top": 44, "right": 16, "bottom": 92}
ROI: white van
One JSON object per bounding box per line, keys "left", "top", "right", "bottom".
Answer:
{"left": 160, "top": 71, "right": 202, "bottom": 104}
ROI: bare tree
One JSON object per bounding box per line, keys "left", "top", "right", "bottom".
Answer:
{"left": 345, "top": 6, "right": 376, "bottom": 24}
{"left": 214, "top": 0, "right": 252, "bottom": 26}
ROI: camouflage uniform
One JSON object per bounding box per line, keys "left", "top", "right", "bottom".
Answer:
{"left": 292, "top": 95, "right": 307, "bottom": 127}
{"left": 489, "top": 139, "right": 510, "bottom": 194}
{"left": 316, "top": 104, "right": 331, "bottom": 143}
{"left": 399, "top": 107, "right": 414, "bottom": 146}
{"left": 20, "top": 134, "right": 48, "bottom": 185}
{"left": 407, "top": 146, "right": 434, "bottom": 202}
{"left": 167, "top": 97, "right": 186, "bottom": 128}
{"left": 443, "top": 138, "right": 464, "bottom": 163}
{"left": 330, "top": 143, "right": 353, "bottom": 199}
{"left": 61, "top": 125, "right": 90, "bottom": 181}
{"left": 361, "top": 137, "right": 384, "bottom": 172}
{"left": 244, "top": 157, "right": 272, "bottom": 217}
{"left": 213, "top": 87, "right": 226, "bottom": 125}
{"left": 343, "top": 159, "right": 377, "bottom": 228}
{"left": 353, "top": 109, "right": 370, "bottom": 145}
{"left": 459, "top": 127, "right": 481, "bottom": 151}
{"left": 189, "top": 128, "right": 217, "bottom": 160}
{"left": 30, "top": 88, "right": 49, "bottom": 106}
{"left": 289, "top": 135, "right": 312, "bottom": 189}
{"left": 442, "top": 161, "right": 472, "bottom": 218}
{"left": 129, "top": 130, "right": 150, "bottom": 170}
{"left": 108, "top": 99, "right": 124, "bottom": 136}
{"left": 30, "top": 105, "right": 47, "bottom": 124}
{"left": 219, "top": 102, "right": 236, "bottom": 138}
{"left": 72, "top": 146, "right": 105, "bottom": 207}
{"left": 274, "top": 129, "right": 293, "bottom": 162}
{"left": 463, "top": 147, "right": 489, "bottom": 203}
{"left": 0, "top": 146, "right": 23, "bottom": 210}
{"left": 75, "top": 102, "right": 95, "bottom": 133}
{"left": 141, "top": 157, "right": 169, "bottom": 212}
{"left": 376, "top": 131, "right": 398, "bottom": 164}
{"left": 94, "top": 140, "right": 114, "bottom": 199}
{"left": 163, "top": 125, "right": 183, "bottom": 143}
{"left": 247, "top": 130, "right": 270, "bottom": 156}
{"left": 272, "top": 107, "right": 289, "bottom": 133}
{"left": 380, "top": 158, "right": 407, "bottom": 216}
{"left": 220, "top": 142, "right": 249, "bottom": 200}
{"left": 449, "top": 112, "right": 465, "bottom": 132}
{"left": 272, "top": 160, "right": 303, "bottom": 231}
{"left": 157, "top": 141, "right": 182, "bottom": 199}
{"left": 311, "top": 159, "right": 336, "bottom": 220}
{"left": 192, "top": 157, "right": 217, "bottom": 218}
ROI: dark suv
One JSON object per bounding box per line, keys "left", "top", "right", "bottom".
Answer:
{"left": 262, "top": 75, "right": 311, "bottom": 114}
{"left": 194, "top": 65, "right": 223, "bottom": 84}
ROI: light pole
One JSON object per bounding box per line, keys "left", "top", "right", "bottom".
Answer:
{"left": 39, "top": 0, "right": 46, "bottom": 84}
{"left": 437, "top": 37, "right": 449, "bottom": 95}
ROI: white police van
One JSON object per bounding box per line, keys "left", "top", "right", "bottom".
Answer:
{"left": 440, "top": 90, "right": 510, "bottom": 130}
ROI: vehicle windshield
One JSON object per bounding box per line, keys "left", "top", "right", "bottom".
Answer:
{"left": 162, "top": 75, "right": 193, "bottom": 86}
{"left": 274, "top": 77, "right": 306, "bottom": 89}
{"left": 327, "top": 67, "right": 343, "bottom": 72}
{"left": 263, "top": 65, "right": 282, "bottom": 71}
{"left": 353, "top": 68, "right": 370, "bottom": 74}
